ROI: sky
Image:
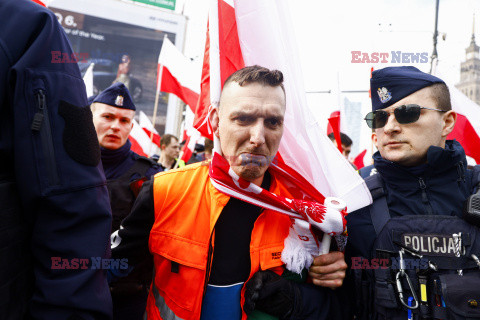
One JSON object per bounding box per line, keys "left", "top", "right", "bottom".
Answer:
{"left": 176, "top": 0, "right": 480, "bottom": 87}
{"left": 173, "top": 0, "right": 480, "bottom": 158}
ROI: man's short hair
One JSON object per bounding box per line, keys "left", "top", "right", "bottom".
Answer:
{"left": 428, "top": 83, "right": 452, "bottom": 111}
{"left": 328, "top": 132, "right": 353, "bottom": 147}
{"left": 160, "top": 134, "right": 178, "bottom": 147}
{"left": 223, "top": 65, "right": 285, "bottom": 95}
{"left": 204, "top": 138, "right": 213, "bottom": 154}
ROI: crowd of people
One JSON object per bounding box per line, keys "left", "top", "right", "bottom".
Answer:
{"left": 2, "top": 1, "right": 480, "bottom": 320}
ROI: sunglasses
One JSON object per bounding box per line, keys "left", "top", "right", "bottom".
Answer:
{"left": 364, "top": 104, "right": 446, "bottom": 129}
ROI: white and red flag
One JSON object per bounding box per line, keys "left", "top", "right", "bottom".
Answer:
{"left": 447, "top": 85, "right": 480, "bottom": 165}
{"left": 179, "top": 107, "right": 202, "bottom": 163}
{"left": 157, "top": 37, "right": 200, "bottom": 111}
{"left": 139, "top": 111, "right": 161, "bottom": 147}
{"left": 129, "top": 119, "right": 152, "bottom": 157}
{"left": 435, "top": 68, "right": 480, "bottom": 165}
{"left": 195, "top": 0, "right": 372, "bottom": 272}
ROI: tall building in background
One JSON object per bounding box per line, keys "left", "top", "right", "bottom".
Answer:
{"left": 456, "top": 16, "right": 480, "bottom": 105}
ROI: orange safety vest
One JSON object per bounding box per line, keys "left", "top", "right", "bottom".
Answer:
{"left": 146, "top": 162, "right": 293, "bottom": 320}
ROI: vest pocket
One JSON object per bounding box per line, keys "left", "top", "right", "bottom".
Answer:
{"left": 150, "top": 232, "right": 208, "bottom": 313}
{"left": 373, "top": 268, "right": 399, "bottom": 309}
{"left": 437, "top": 273, "right": 480, "bottom": 319}
{"left": 259, "top": 244, "right": 285, "bottom": 271}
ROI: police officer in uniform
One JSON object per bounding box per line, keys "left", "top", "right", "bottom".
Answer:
{"left": 346, "top": 66, "right": 480, "bottom": 320}
{"left": 0, "top": 0, "right": 112, "bottom": 318}
{"left": 91, "top": 83, "right": 162, "bottom": 320}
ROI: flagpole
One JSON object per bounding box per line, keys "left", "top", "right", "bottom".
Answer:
{"left": 150, "top": 34, "right": 168, "bottom": 156}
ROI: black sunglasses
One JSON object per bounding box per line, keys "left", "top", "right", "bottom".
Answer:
{"left": 364, "top": 104, "right": 447, "bottom": 129}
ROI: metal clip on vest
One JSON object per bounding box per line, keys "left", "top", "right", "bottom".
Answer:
{"left": 453, "top": 232, "right": 463, "bottom": 276}
{"left": 471, "top": 254, "right": 480, "bottom": 269}
{"left": 395, "top": 249, "right": 419, "bottom": 310}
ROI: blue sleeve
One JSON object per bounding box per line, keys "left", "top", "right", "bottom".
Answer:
{"left": 0, "top": 1, "right": 112, "bottom": 319}
{"left": 145, "top": 165, "right": 163, "bottom": 179}
{"left": 346, "top": 207, "right": 376, "bottom": 260}
{"left": 293, "top": 283, "right": 331, "bottom": 320}
{"left": 111, "top": 180, "right": 154, "bottom": 266}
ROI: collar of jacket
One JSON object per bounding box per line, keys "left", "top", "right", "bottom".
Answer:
{"left": 373, "top": 140, "right": 468, "bottom": 187}
{"left": 100, "top": 139, "right": 133, "bottom": 167}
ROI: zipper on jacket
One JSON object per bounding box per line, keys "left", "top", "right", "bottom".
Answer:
{"left": 418, "top": 177, "right": 433, "bottom": 215}
{"left": 31, "top": 90, "right": 59, "bottom": 186}
{"left": 202, "top": 227, "right": 215, "bottom": 299}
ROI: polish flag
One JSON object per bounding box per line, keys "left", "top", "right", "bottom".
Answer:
{"left": 447, "top": 85, "right": 480, "bottom": 164}
{"left": 180, "top": 108, "right": 202, "bottom": 163}
{"left": 353, "top": 149, "right": 368, "bottom": 170}
{"left": 194, "top": 0, "right": 372, "bottom": 211}
{"left": 139, "top": 111, "right": 161, "bottom": 147}
{"left": 129, "top": 119, "right": 153, "bottom": 157}
{"left": 327, "top": 111, "right": 343, "bottom": 153}
{"left": 193, "top": 0, "right": 245, "bottom": 138}
{"left": 157, "top": 37, "right": 200, "bottom": 111}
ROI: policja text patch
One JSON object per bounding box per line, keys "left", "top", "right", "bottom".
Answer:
{"left": 401, "top": 233, "right": 461, "bottom": 257}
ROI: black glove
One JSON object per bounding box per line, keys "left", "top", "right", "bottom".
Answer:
{"left": 243, "top": 270, "right": 301, "bottom": 320}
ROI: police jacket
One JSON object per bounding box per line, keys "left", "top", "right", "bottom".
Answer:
{"left": 345, "top": 140, "right": 480, "bottom": 320}
{"left": 0, "top": 0, "right": 112, "bottom": 319}
{"left": 112, "top": 162, "right": 333, "bottom": 320}
{"left": 101, "top": 139, "right": 161, "bottom": 232}
{"left": 103, "top": 140, "right": 161, "bottom": 294}
{"left": 347, "top": 140, "right": 475, "bottom": 259}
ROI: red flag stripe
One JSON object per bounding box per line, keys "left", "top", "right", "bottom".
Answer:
{"left": 447, "top": 113, "right": 480, "bottom": 163}
{"left": 142, "top": 128, "right": 161, "bottom": 147}
{"left": 193, "top": 21, "right": 212, "bottom": 139}
{"left": 31, "top": 0, "right": 46, "bottom": 6}
{"left": 218, "top": 0, "right": 245, "bottom": 88}
{"left": 353, "top": 149, "right": 367, "bottom": 170}
{"left": 129, "top": 137, "right": 148, "bottom": 157}
{"left": 328, "top": 115, "right": 342, "bottom": 153}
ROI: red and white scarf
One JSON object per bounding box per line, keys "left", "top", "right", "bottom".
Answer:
{"left": 208, "top": 149, "right": 347, "bottom": 273}
{"left": 208, "top": 149, "right": 347, "bottom": 240}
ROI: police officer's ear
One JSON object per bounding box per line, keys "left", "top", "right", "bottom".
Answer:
{"left": 372, "top": 132, "right": 379, "bottom": 150}
{"left": 441, "top": 110, "right": 456, "bottom": 138}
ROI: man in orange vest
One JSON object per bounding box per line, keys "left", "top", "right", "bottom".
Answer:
{"left": 111, "top": 65, "right": 347, "bottom": 320}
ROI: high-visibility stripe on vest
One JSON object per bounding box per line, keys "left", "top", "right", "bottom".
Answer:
{"left": 146, "top": 162, "right": 292, "bottom": 320}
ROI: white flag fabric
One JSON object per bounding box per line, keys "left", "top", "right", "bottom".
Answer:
{"left": 83, "top": 62, "right": 95, "bottom": 98}
{"left": 233, "top": 0, "right": 372, "bottom": 211}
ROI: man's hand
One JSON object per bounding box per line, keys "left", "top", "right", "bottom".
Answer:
{"left": 308, "top": 251, "right": 347, "bottom": 288}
